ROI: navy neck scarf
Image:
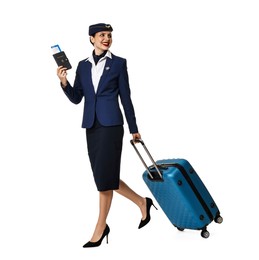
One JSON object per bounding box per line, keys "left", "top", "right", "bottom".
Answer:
{"left": 93, "top": 50, "right": 107, "bottom": 65}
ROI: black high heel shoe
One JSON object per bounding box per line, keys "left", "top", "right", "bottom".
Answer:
{"left": 83, "top": 224, "right": 110, "bottom": 248}
{"left": 138, "top": 197, "right": 158, "bottom": 229}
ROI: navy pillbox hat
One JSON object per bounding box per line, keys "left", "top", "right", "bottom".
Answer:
{"left": 89, "top": 23, "right": 113, "bottom": 36}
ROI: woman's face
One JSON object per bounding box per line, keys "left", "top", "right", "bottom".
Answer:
{"left": 91, "top": 31, "right": 112, "bottom": 54}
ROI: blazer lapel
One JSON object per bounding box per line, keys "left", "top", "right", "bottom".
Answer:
{"left": 96, "top": 57, "right": 113, "bottom": 93}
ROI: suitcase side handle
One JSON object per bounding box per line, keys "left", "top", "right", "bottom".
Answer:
{"left": 130, "top": 139, "right": 163, "bottom": 180}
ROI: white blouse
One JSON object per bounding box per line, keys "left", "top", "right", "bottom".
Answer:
{"left": 87, "top": 50, "right": 112, "bottom": 93}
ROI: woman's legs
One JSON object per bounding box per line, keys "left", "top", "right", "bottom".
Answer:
{"left": 89, "top": 180, "right": 148, "bottom": 242}
{"left": 89, "top": 190, "right": 113, "bottom": 242}
{"left": 115, "top": 180, "right": 147, "bottom": 220}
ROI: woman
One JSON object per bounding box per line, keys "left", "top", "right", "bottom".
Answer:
{"left": 56, "top": 23, "right": 157, "bottom": 248}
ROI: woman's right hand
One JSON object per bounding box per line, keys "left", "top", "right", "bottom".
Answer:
{"left": 57, "top": 66, "right": 68, "bottom": 88}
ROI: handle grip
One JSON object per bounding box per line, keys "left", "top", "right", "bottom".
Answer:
{"left": 130, "top": 139, "right": 163, "bottom": 180}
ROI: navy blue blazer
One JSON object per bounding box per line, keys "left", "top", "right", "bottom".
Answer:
{"left": 63, "top": 53, "right": 138, "bottom": 134}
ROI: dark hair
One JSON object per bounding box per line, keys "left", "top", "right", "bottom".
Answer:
{"left": 89, "top": 36, "right": 94, "bottom": 45}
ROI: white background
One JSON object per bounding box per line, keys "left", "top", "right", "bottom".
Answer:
{"left": 1, "top": 0, "right": 258, "bottom": 259}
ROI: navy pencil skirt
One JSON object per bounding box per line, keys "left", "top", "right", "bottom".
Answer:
{"left": 86, "top": 119, "right": 124, "bottom": 191}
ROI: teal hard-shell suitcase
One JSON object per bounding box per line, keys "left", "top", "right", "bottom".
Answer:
{"left": 131, "top": 139, "right": 223, "bottom": 238}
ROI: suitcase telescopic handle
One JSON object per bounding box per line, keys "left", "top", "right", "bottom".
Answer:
{"left": 130, "top": 139, "right": 163, "bottom": 180}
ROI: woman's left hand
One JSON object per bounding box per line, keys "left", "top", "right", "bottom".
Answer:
{"left": 132, "top": 133, "right": 141, "bottom": 142}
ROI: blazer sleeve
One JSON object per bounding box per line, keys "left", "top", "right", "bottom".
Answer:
{"left": 118, "top": 59, "right": 139, "bottom": 134}
{"left": 62, "top": 65, "right": 84, "bottom": 104}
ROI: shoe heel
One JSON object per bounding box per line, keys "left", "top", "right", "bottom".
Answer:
{"left": 152, "top": 203, "right": 158, "bottom": 210}
{"left": 106, "top": 234, "right": 109, "bottom": 244}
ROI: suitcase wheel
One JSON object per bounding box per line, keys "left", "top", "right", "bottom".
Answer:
{"left": 215, "top": 215, "right": 223, "bottom": 224}
{"left": 201, "top": 229, "right": 210, "bottom": 239}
